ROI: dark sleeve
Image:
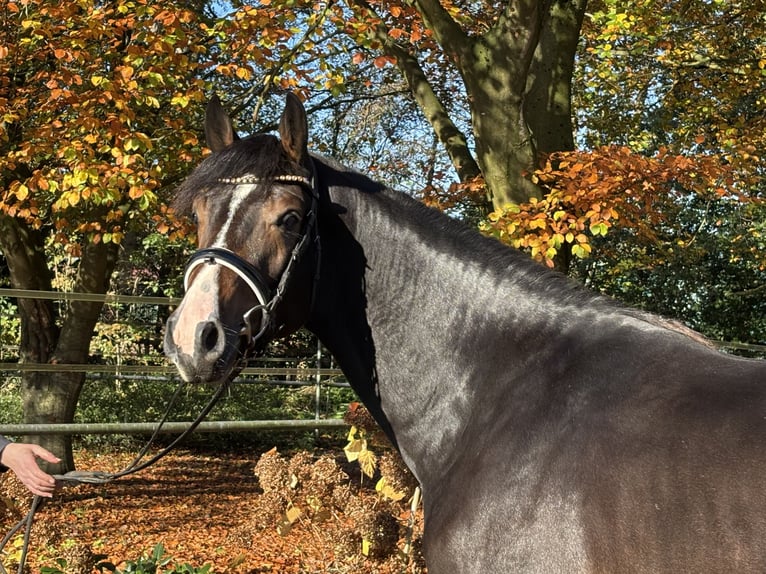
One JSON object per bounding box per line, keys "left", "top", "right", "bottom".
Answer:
{"left": 0, "top": 435, "right": 11, "bottom": 472}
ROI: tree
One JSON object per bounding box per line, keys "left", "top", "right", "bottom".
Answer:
{"left": 0, "top": 0, "right": 208, "bottom": 471}
{"left": 568, "top": 0, "right": 765, "bottom": 336}
{"left": 209, "top": 0, "right": 587, "bottom": 211}
{"left": 350, "top": 0, "right": 588, "bottom": 209}
{"left": 483, "top": 0, "right": 764, "bottom": 277}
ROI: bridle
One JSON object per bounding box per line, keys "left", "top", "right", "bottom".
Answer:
{"left": 182, "top": 171, "right": 320, "bottom": 353}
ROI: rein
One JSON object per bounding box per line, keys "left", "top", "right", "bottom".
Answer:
{"left": 0, "top": 378, "right": 230, "bottom": 574}
{"left": 182, "top": 171, "right": 320, "bottom": 352}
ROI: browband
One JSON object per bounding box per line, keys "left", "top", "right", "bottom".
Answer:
{"left": 216, "top": 174, "right": 313, "bottom": 188}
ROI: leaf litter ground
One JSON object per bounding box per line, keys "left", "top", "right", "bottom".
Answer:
{"left": 0, "top": 446, "right": 426, "bottom": 573}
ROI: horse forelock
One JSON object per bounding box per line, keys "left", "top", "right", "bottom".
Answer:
{"left": 173, "top": 134, "right": 308, "bottom": 217}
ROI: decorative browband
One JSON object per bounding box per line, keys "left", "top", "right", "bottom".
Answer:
{"left": 217, "top": 174, "right": 313, "bottom": 187}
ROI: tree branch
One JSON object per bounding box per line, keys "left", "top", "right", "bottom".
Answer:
{"left": 408, "top": 0, "right": 470, "bottom": 65}
{"left": 349, "top": 0, "right": 481, "bottom": 183}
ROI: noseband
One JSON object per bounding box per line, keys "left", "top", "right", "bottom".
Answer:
{"left": 182, "top": 172, "right": 319, "bottom": 352}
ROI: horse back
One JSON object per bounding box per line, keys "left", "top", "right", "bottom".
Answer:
{"left": 422, "top": 326, "right": 766, "bottom": 573}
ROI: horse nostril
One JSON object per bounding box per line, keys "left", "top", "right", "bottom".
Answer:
{"left": 200, "top": 321, "right": 221, "bottom": 353}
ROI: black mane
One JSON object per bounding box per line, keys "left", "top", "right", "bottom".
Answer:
{"left": 315, "top": 155, "right": 715, "bottom": 347}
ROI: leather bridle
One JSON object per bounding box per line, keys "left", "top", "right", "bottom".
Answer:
{"left": 182, "top": 171, "right": 320, "bottom": 353}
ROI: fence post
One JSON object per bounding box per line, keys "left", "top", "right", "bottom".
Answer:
{"left": 314, "top": 339, "right": 322, "bottom": 438}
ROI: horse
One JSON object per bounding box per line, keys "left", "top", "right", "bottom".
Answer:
{"left": 164, "top": 92, "right": 766, "bottom": 573}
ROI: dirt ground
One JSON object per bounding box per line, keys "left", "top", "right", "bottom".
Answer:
{"left": 0, "top": 445, "right": 426, "bottom": 573}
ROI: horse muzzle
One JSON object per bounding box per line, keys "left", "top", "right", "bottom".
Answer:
{"left": 164, "top": 248, "right": 273, "bottom": 383}
{"left": 164, "top": 312, "right": 235, "bottom": 383}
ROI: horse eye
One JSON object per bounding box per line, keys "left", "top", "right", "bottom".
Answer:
{"left": 278, "top": 211, "right": 301, "bottom": 231}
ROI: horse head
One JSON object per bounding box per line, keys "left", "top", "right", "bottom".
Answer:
{"left": 164, "top": 93, "right": 318, "bottom": 383}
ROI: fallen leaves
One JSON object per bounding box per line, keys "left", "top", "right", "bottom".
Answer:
{"left": 0, "top": 447, "right": 425, "bottom": 573}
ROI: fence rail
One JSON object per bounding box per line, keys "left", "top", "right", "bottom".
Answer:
{"left": 0, "top": 420, "right": 348, "bottom": 436}
{"left": 0, "top": 358, "right": 350, "bottom": 436}
{"left": 0, "top": 363, "right": 344, "bottom": 377}
{"left": 1, "top": 288, "right": 351, "bottom": 436}
{"left": 0, "top": 287, "right": 181, "bottom": 306}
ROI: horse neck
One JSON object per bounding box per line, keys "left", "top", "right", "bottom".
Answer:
{"left": 307, "top": 180, "right": 573, "bottom": 483}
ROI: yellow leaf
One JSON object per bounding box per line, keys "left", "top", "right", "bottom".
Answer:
{"left": 545, "top": 246, "right": 557, "bottom": 260}
{"left": 361, "top": 538, "right": 371, "bottom": 556}
{"left": 16, "top": 184, "right": 28, "bottom": 201}
{"left": 171, "top": 94, "right": 190, "bottom": 108}
{"left": 285, "top": 505, "right": 301, "bottom": 523}
{"left": 344, "top": 438, "right": 364, "bottom": 462}
{"left": 235, "top": 66, "right": 251, "bottom": 80}
{"left": 375, "top": 476, "right": 406, "bottom": 502}
{"left": 358, "top": 449, "right": 377, "bottom": 478}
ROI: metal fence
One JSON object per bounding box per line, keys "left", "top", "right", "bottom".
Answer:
{"left": 0, "top": 288, "right": 351, "bottom": 436}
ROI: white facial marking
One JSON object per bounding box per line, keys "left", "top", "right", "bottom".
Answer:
{"left": 213, "top": 183, "right": 259, "bottom": 247}
{"left": 171, "top": 264, "right": 221, "bottom": 355}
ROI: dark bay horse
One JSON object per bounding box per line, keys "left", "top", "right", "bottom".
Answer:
{"left": 164, "top": 93, "right": 766, "bottom": 573}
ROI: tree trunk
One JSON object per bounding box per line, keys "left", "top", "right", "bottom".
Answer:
{"left": 525, "top": 0, "right": 587, "bottom": 155}
{"left": 412, "top": 0, "right": 550, "bottom": 209}
{"left": 0, "top": 215, "right": 118, "bottom": 473}
{"left": 0, "top": 216, "right": 58, "bottom": 359}
{"left": 525, "top": 0, "right": 587, "bottom": 273}
{"left": 357, "top": 0, "right": 586, "bottom": 215}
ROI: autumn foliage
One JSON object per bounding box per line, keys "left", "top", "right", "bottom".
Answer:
{"left": 480, "top": 146, "right": 748, "bottom": 268}
{"left": 0, "top": 0, "right": 212, "bottom": 251}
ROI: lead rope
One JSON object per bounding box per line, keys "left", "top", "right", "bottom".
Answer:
{"left": 0, "top": 377, "right": 230, "bottom": 574}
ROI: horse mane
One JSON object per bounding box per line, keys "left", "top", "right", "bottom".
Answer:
{"left": 313, "top": 153, "right": 608, "bottom": 308}
{"left": 322, "top": 157, "right": 716, "bottom": 349}
{"left": 173, "top": 134, "right": 307, "bottom": 216}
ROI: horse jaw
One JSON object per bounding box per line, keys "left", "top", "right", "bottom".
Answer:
{"left": 163, "top": 264, "right": 242, "bottom": 383}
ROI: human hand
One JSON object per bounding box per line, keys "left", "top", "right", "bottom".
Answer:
{"left": 1, "top": 443, "right": 60, "bottom": 497}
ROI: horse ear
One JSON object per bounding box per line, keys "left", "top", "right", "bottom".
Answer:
{"left": 205, "top": 95, "right": 239, "bottom": 152}
{"left": 279, "top": 92, "right": 309, "bottom": 166}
